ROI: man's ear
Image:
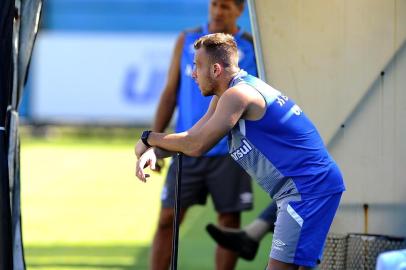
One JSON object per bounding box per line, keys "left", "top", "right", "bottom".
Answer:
{"left": 212, "top": 63, "right": 222, "bottom": 78}
{"left": 237, "top": 3, "right": 244, "bottom": 15}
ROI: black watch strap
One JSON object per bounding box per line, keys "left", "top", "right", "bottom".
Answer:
{"left": 141, "top": 130, "right": 152, "bottom": 147}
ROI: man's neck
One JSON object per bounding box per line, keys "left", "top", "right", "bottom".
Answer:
{"left": 216, "top": 69, "right": 241, "bottom": 97}
{"left": 208, "top": 23, "right": 239, "bottom": 35}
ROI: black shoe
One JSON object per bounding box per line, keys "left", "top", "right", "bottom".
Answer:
{"left": 206, "top": 223, "right": 259, "bottom": 261}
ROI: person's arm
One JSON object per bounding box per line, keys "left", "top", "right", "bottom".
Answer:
{"left": 148, "top": 86, "right": 249, "bottom": 156}
{"left": 152, "top": 32, "right": 184, "bottom": 132}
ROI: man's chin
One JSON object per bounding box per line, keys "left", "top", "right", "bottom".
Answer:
{"left": 201, "top": 90, "right": 213, "bottom": 97}
{"left": 210, "top": 22, "right": 226, "bottom": 33}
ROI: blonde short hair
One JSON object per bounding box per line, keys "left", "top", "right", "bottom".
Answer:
{"left": 194, "top": 33, "right": 238, "bottom": 67}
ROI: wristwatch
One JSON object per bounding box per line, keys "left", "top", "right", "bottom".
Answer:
{"left": 141, "top": 130, "right": 152, "bottom": 147}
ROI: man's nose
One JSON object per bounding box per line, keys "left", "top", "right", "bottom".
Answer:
{"left": 192, "top": 69, "right": 197, "bottom": 79}
{"left": 212, "top": 6, "right": 224, "bottom": 18}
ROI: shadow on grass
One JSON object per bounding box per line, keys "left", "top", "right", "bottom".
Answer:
{"left": 25, "top": 244, "right": 150, "bottom": 270}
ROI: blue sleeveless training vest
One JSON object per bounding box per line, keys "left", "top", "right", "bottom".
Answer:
{"left": 228, "top": 70, "right": 345, "bottom": 199}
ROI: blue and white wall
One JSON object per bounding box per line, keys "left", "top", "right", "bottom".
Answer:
{"left": 23, "top": 0, "right": 252, "bottom": 124}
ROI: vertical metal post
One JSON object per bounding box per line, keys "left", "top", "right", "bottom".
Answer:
{"left": 247, "top": 0, "right": 266, "bottom": 81}
{"left": 363, "top": 203, "right": 369, "bottom": 234}
{"left": 170, "top": 153, "right": 183, "bottom": 270}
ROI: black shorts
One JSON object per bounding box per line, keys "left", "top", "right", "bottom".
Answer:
{"left": 161, "top": 155, "right": 253, "bottom": 213}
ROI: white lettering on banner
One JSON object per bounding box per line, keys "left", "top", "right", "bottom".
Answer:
{"left": 231, "top": 139, "right": 253, "bottom": 161}
{"left": 123, "top": 66, "right": 166, "bottom": 103}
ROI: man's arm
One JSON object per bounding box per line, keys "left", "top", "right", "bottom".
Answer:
{"left": 153, "top": 147, "right": 173, "bottom": 159}
{"left": 147, "top": 86, "right": 249, "bottom": 156}
{"left": 152, "top": 33, "right": 184, "bottom": 132}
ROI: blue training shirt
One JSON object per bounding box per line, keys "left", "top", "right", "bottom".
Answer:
{"left": 228, "top": 70, "right": 345, "bottom": 200}
{"left": 176, "top": 24, "right": 257, "bottom": 156}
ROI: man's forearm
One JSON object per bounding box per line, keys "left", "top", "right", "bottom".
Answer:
{"left": 153, "top": 147, "right": 174, "bottom": 159}
{"left": 148, "top": 131, "right": 204, "bottom": 157}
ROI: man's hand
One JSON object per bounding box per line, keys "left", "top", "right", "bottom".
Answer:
{"left": 135, "top": 139, "right": 149, "bottom": 159}
{"left": 136, "top": 148, "right": 157, "bottom": 182}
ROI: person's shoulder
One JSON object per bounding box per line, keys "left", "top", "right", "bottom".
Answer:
{"left": 221, "top": 84, "right": 253, "bottom": 103}
{"left": 239, "top": 31, "right": 254, "bottom": 44}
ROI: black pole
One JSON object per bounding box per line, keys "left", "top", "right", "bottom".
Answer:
{"left": 0, "top": 0, "right": 15, "bottom": 268}
{"left": 0, "top": 134, "right": 12, "bottom": 270}
{"left": 170, "top": 153, "right": 183, "bottom": 270}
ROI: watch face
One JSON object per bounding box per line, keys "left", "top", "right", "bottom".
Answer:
{"left": 141, "top": 130, "right": 151, "bottom": 147}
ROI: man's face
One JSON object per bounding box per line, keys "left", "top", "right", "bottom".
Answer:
{"left": 192, "top": 48, "right": 217, "bottom": 97}
{"left": 209, "top": 0, "right": 243, "bottom": 33}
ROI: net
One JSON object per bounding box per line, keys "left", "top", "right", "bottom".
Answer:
{"left": 320, "top": 233, "right": 406, "bottom": 270}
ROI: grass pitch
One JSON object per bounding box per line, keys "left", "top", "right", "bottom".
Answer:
{"left": 20, "top": 127, "right": 273, "bottom": 270}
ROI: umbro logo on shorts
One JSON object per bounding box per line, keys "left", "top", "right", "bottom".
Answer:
{"left": 272, "top": 239, "right": 287, "bottom": 251}
{"left": 240, "top": 192, "right": 253, "bottom": 204}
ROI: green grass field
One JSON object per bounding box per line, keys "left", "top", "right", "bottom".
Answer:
{"left": 20, "top": 127, "right": 273, "bottom": 270}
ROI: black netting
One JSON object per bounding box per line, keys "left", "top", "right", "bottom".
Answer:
{"left": 320, "top": 234, "right": 348, "bottom": 270}
{"left": 346, "top": 234, "right": 406, "bottom": 270}
{"left": 320, "top": 233, "right": 406, "bottom": 270}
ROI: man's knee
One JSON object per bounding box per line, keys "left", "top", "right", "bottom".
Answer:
{"left": 218, "top": 212, "right": 241, "bottom": 228}
{"left": 156, "top": 208, "right": 174, "bottom": 230}
{"left": 156, "top": 208, "right": 186, "bottom": 230}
